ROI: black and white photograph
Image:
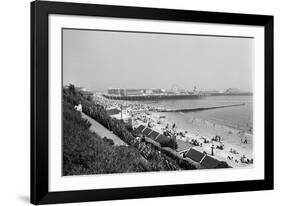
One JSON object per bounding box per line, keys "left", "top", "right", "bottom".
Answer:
{"left": 28, "top": 1, "right": 274, "bottom": 204}
{"left": 62, "top": 28, "right": 254, "bottom": 175}
{"left": 0, "top": 0, "right": 277, "bottom": 205}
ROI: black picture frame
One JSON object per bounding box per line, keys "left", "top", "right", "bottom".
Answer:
{"left": 31, "top": 0, "right": 274, "bottom": 205}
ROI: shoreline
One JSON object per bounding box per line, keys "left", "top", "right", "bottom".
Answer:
{"left": 148, "top": 111, "right": 253, "bottom": 168}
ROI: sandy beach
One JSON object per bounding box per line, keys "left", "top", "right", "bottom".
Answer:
{"left": 148, "top": 111, "right": 253, "bottom": 168}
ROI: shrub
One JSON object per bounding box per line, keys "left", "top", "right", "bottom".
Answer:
{"left": 156, "top": 136, "right": 178, "bottom": 150}
{"left": 63, "top": 100, "right": 151, "bottom": 175}
{"left": 216, "top": 161, "right": 231, "bottom": 168}
{"left": 102, "top": 137, "right": 114, "bottom": 146}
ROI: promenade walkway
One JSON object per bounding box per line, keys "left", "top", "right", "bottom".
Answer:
{"left": 81, "top": 112, "right": 127, "bottom": 146}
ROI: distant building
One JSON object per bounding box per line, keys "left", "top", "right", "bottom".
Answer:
{"left": 177, "top": 88, "right": 187, "bottom": 94}
{"left": 199, "top": 90, "right": 219, "bottom": 95}
{"left": 193, "top": 86, "right": 197, "bottom": 92}
{"left": 225, "top": 88, "right": 241, "bottom": 93}
{"left": 107, "top": 107, "right": 132, "bottom": 127}
{"left": 152, "top": 88, "right": 163, "bottom": 94}
{"left": 165, "top": 89, "right": 176, "bottom": 94}
{"left": 124, "top": 89, "right": 144, "bottom": 96}
{"left": 79, "top": 90, "right": 93, "bottom": 99}
{"left": 108, "top": 88, "right": 121, "bottom": 95}
{"left": 110, "top": 113, "right": 132, "bottom": 126}
{"left": 74, "top": 86, "right": 93, "bottom": 99}
{"left": 76, "top": 87, "right": 87, "bottom": 92}
{"left": 120, "top": 89, "right": 126, "bottom": 96}
{"left": 108, "top": 88, "right": 144, "bottom": 96}
{"left": 144, "top": 89, "right": 153, "bottom": 94}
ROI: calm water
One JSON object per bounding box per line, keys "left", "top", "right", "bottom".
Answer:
{"left": 140, "top": 95, "right": 253, "bottom": 132}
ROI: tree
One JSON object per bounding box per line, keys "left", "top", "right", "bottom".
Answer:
{"left": 69, "top": 84, "right": 77, "bottom": 95}
{"left": 86, "top": 95, "right": 93, "bottom": 101}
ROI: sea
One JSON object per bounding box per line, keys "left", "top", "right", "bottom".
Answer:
{"left": 139, "top": 95, "right": 253, "bottom": 133}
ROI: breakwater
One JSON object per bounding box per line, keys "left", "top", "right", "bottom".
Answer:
{"left": 156, "top": 103, "right": 245, "bottom": 112}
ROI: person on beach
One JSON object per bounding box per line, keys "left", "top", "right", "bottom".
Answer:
{"left": 244, "top": 136, "right": 248, "bottom": 144}
{"left": 216, "top": 143, "right": 224, "bottom": 150}
{"left": 211, "top": 144, "right": 215, "bottom": 156}
{"left": 240, "top": 155, "right": 247, "bottom": 163}
{"left": 227, "top": 156, "right": 233, "bottom": 160}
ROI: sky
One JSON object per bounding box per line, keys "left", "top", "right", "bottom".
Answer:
{"left": 63, "top": 29, "right": 253, "bottom": 92}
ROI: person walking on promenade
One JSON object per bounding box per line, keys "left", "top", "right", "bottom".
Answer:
{"left": 74, "top": 102, "right": 82, "bottom": 112}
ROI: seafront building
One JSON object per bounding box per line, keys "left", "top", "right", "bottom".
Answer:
{"left": 105, "top": 87, "right": 201, "bottom": 100}
{"left": 106, "top": 107, "right": 133, "bottom": 127}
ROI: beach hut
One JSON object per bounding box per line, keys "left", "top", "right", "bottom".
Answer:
{"left": 142, "top": 128, "right": 153, "bottom": 136}
{"left": 134, "top": 125, "right": 146, "bottom": 134}
{"left": 200, "top": 155, "right": 220, "bottom": 169}
{"left": 155, "top": 134, "right": 166, "bottom": 141}
{"left": 176, "top": 139, "right": 193, "bottom": 153}
{"left": 148, "top": 131, "right": 160, "bottom": 139}
{"left": 185, "top": 148, "right": 205, "bottom": 163}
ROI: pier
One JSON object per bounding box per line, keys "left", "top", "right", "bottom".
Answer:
{"left": 103, "top": 93, "right": 202, "bottom": 100}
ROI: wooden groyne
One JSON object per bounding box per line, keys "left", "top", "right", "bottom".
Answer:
{"left": 157, "top": 103, "right": 245, "bottom": 112}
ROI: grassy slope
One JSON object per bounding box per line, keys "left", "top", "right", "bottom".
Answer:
{"left": 63, "top": 101, "right": 149, "bottom": 175}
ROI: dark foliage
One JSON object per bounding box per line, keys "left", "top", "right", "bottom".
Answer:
{"left": 216, "top": 161, "right": 232, "bottom": 168}
{"left": 155, "top": 136, "right": 178, "bottom": 150}
{"left": 63, "top": 101, "right": 150, "bottom": 175}
{"left": 102, "top": 137, "right": 114, "bottom": 146}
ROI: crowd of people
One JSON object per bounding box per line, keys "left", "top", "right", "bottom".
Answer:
{"left": 92, "top": 93, "right": 161, "bottom": 112}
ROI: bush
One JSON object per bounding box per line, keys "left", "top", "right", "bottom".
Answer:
{"left": 63, "top": 100, "right": 151, "bottom": 175}
{"left": 102, "top": 137, "right": 114, "bottom": 146}
{"left": 86, "top": 95, "right": 93, "bottom": 101}
{"left": 156, "top": 136, "right": 178, "bottom": 150}
{"left": 216, "top": 161, "right": 231, "bottom": 168}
